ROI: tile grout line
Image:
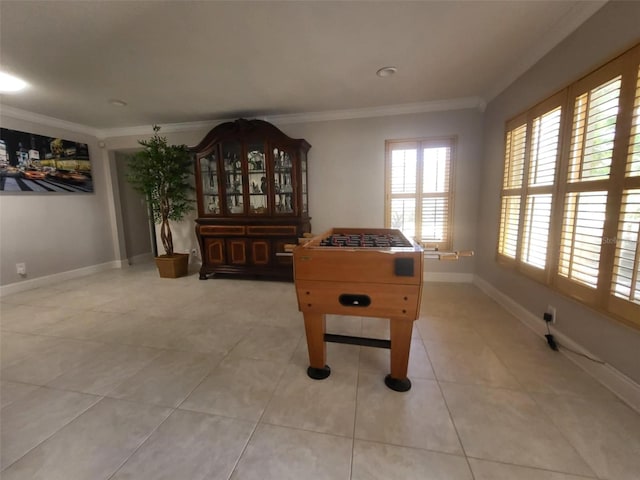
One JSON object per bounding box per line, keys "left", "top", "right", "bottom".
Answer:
{"left": 350, "top": 336, "right": 363, "bottom": 480}
{"left": 104, "top": 399, "right": 177, "bottom": 480}
{"left": 224, "top": 349, "right": 293, "bottom": 480}
{"left": 0, "top": 390, "right": 103, "bottom": 474}
{"left": 420, "top": 333, "right": 477, "bottom": 480}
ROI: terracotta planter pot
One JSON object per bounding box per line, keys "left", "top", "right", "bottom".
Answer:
{"left": 155, "top": 253, "right": 189, "bottom": 278}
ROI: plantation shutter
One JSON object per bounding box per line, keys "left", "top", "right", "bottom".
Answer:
{"left": 385, "top": 138, "right": 455, "bottom": 251}
{"left": 495, "top": 43, "right": 640, "bottom": 328}
{"left": 389, "top": 147, "right": 418, "bottom": 238}
{"left": 498, "top": 196, "right": 521, "bottom": 258}
{"left": 558, "top": 76, "right": 622, "bottom": 292}
{"left": 520, "top": 107, "right": 562, "bottom": 270}
{"left": 497, "top": 122, "right": 527, "bottom": 260}
{"left": 612, "top": 189, "right": 640, "bottom": 303}
{"left": 503, "top": 124, "right": 527, "bottom": 190}
{"left": 624, "top": 68, "right": 640, "bottom": 178}
{"left": 559, "top": 191, "right": 608, "bottom": 288}
{"left": 421, "top": 146, "right": 450, "bottom": 244}
{"left": 610, "top": 64, "right": 640, "bottom": 320}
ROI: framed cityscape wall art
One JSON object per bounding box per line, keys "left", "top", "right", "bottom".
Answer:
{"left": 0, "top": 127, "right": 94, "bottom": 193}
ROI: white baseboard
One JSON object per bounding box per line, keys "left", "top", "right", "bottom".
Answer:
{"left": 474, "top": 276, "right": 640, "bottom": 414}
{"left": 424, "top": 272, "right": 474, "bottom": 283}
{"left": 0, "top": 261, "right": 122, "bottom": 298}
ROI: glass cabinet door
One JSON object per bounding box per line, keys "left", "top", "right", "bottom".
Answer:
{"left": 199, "top": 153, "right": 220, "bottom": 215}
{"left": 301, "top": 155, "right": 308, "bottom": 215}
{"left": 247, "top": 143, "right": 267, "bottom": 215}
{"left": 272, "top": 146, "right": 294, "bottom": 214}
{"left": 222, "top": 141, "right": 244, "bottom": 215}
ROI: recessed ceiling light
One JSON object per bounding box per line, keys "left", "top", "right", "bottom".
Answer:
{"left": 376, "top": 66, "right": 397, "bottom": 78}
{"left": 108, "top": 99, "right": 127, "bottom": 107}
{"left": 0, "top": 71, "right": 28, "bottom": 93}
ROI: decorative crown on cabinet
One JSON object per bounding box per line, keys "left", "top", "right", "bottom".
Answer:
{"left": 191, "top": 119, "right": 311, "bottom": 280}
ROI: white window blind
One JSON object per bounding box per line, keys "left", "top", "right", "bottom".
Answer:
{"left": 497, "top": 123, "right": 527, "bottom": 260}
{"left": 521, "top": 194, "right": 552, "bottom": 268}
{"left": 391, "top": 149, "right": 417, "bottom": 194}
{"left": 558, "top": 75, "right": 622, "bottom": 292}
{"left": 529, "top": 108, "right": 561, "bottom": 187}
{"left": 568, "top": 76, "right": 621, "bottom": 183}
{"left": 611, "top": 66, "right": 640, "bottom": 307}
{"left": 422, "top": 146, "right": 451, "bottom": 243}
{"left": 498, "top": 196, "right": 521, "bottom": 259}
{"left": 520, "top": 107, "right": 562, "bottom": 269}
{"left": 498, "top": 103, "right": 562, "bottom": 272}
{"left": 626, "top": 68, "right": 640, "bottom": 178}
{"left": 503, "top": 124, "right": 527, "bottom": 190}
{"left": 559, "top": 191, "right": 607, "bottom": 288}
{"left": 612, "top": 189, "right": 640, "bottom": 304}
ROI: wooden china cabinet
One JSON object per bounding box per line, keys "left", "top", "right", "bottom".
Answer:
{"left": 191, "top": 119, "right": 311, "bottom": 280}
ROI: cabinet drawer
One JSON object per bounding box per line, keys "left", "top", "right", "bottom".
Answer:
{"left": 200, "top": 225, "right": 245, "bottom": 235}
{"left": 247, "top": 225, "right": 297, "bottom": 236}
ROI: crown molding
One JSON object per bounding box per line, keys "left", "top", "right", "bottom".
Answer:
{"left": 265, "top": 97, "right": 486, "bottom": 125}
{"left": 101, "top": 97, "right": 485, "bottom": 138}
{"left": 1, "top": 96, "right": 486, "bottom": 141}
{"left": 0, "top": 104, "right": 102, "bottom": 138}
{"left": 484, "top": 0, "right": 608, "bottom": 102}
{"left": 98, "top": 118, "right": 232, "bottom": 140}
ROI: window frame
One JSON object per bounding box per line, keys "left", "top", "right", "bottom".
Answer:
{"left": 496, "top": 42, "right": 640, "bottom": 330}
{"left": 497, "top": 92, "right": 566, "bottom": 284}
{"left": 384, "top": 136, "right": 456, "bottom": 252}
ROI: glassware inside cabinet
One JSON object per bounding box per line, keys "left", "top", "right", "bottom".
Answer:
{"left": 247, "top": 144, "right": 268, "bottom": 214}
{"left": 200, "top": 154, "right": 220, "bottom": 214}
{"left": 273, "top": 146, "right": 294, "bottom": 214}
{"left": 301, "top": 156, "right": 308, "bottom": 214}
{"left": 222, "top": 142, "right": 244, "bottom": 215}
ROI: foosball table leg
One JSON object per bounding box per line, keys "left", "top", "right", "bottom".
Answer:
{"left": 303, "top": 312, "right": 331, "bottom": 380}
{"left": 385, "top": 318, "right": 413, "bottom": 392}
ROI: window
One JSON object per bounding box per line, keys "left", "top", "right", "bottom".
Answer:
{"left": 497, "top": 43, "right": 640, "bottom": 329}
{"left": 497, "top": 94, "right": 564, "bottom": 281}
{"left": 610, "top": 64, "right": 640, "bottom": 320}
{"left": 557, "top": 76, "right": 621, "bottom": 294}
{"left": 385, "top": 137, "right": 455, "bottom": 251}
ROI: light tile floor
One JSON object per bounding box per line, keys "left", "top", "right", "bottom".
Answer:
{"left": 1, "top": 264, "right": 640, "bottom": 479}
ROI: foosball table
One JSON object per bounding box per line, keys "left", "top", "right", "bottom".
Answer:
{"left": 293, "top": 228, "right": 423, "bottom": 391}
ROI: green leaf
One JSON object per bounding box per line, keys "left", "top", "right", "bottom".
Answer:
{"left": 125, "top": 125, "right": 195, "bottom": 255}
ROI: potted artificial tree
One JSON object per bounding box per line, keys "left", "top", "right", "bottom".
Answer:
{"left": 127, "top": 125, "right": 195, "bottom": 278}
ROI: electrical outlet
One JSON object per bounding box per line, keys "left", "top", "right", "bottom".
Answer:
{"left": 546, "top": 305, "right": 556, "bottom": 324}
{"left": 190, "top": 248, "right": 198, "bottom": 256}
{"left": 16, "top": 263, "right": 26, "bottom": 275}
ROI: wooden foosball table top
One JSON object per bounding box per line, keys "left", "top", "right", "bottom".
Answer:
{"left": 293, "top": 228, "right": 423, "bottom": 320}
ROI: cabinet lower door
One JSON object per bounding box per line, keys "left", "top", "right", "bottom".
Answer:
{"left": 227, "top": 239, "right": 247, "bottom": 265}
{"left": 251, "top": 240, "right": 270, "bottom": 265}
{"left": 204, "top": 238, "right": 225, "bottom": 265}
{"left": 225, "top": 238, "right": 271, "bottom": 266}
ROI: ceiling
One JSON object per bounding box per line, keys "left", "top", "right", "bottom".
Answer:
{"left": 0, "top": 1, "right": 607, "bottom": 133}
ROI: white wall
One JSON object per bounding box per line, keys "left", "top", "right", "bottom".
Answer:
{"left": 114, "top": 152, "right": 153, "bottom": 261}
{"left": 0, "top": 0, "right": 636, "bottom": 391}
{"left": 0, "top": 116, "right": 118, "bottom": 287}
{"left": 106, "top": 127, "right": 211, "bottom": 262}
{"left": 476, "top": 0, "right": 640, "bottom": 384}
{"left": 107, "top": 111, "right": 484, "bottom": 275}
{"left": 279, "top": 111, "right": 483, "bottom": 275}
